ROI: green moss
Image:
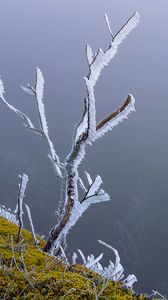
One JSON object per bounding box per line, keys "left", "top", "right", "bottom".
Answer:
{"left": 0, "top": 216, "right": 149, "bottom": 299}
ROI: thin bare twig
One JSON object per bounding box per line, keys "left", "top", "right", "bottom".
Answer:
{"left": 96, "top": 94, "right": 132, "bottom": 131}
{"left": 25, "top": 204, "right": 38, "bottom": 245}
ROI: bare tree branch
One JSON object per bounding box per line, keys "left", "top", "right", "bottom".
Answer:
{"left": 113, "top": 12, "right": 139, "bottom": 45}
{"left": 0, "top": 71, "right": 63, "bottom": 179}
{"left": 34, "top": 68, "right": 63, "bottom": 179}
{"left": 86, "top": 45, "right": 94, "bottom": 66}
{"left": 104, "top": 13, "right": 114, "bottom": 39}
{"left": 0, "top": 79, "right": 35, "bottom": 129}
{"left": 96, "top": 94, "right": 135, "bottom": 139}
{"left": 16, "top": 174, "right": 29, "bottom": 243}
{"left": 82, "top": 175, "right": 102, "bottom": 200}
{"left": 44, "top": 12, "right": 139, "bottom": 255}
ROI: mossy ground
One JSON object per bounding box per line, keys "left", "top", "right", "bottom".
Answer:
{"left": 0, "top": 216, "right": 149, "bottom": 299}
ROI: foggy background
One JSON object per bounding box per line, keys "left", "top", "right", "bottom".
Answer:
{"left": 0, "top": 0, "right": 168, "bottom": 295}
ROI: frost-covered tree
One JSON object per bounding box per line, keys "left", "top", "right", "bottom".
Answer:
{"left": 0, "top": 12, "right": 139, "bottom": 255}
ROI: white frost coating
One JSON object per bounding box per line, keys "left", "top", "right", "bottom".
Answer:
{"left": 88, "top": 44, "right": 117, "bottom": 88}
{"left": 64, "top": 12, "right": 139, "bottom": 203}
{"left": 123, "top": 274, "right": 138, "bottom": 289}
{"left": 0, "top": 78, "right": 5, "bottom": 98}
{"left": 77, "top": 249, "right": 86, "bottom": 264}
{"left": 85, "top": 253, "right": 103, "bottom": 269}
{"left": 67, "top": 142, "right": 86, "bottom": 171}
{"left": 98, "top": 240, "right": 120, "bottom": 264}
{"left": 96, "top": 95, "right": 135, "bottom": 140}
{"left": 78, "top": 177, "right": 87, "bottom": 192}
{"left": 17, "top": 174, "right": 29, "bottom": 226}
{"left": 69, "top": 241, "right": 137, "bottom": 289}
{"left": 86, "top": 44, "right": 94, "bottom": 66}
{"left": 48, "top": 154, "right": 62, "bottom": 178}
{"left": 99, "top": 240, "right": 120, "bottom": 262}
{"left": 35, "top": 67, "right": 62, "bottom": 178}
{"left": 97, "top": 262, "right": 104, "bottom": 272}
{"left": 84, "top": 189, "right": 110, "bottom": 205}
{"left": 83, "top": 172, "right": 110, "bottom": 204}
{"left": 0, "top": 205, "right": 18, "bottom": 225}
{"left": 85, "top": 171, "right": 93, "bottom": 186}
{"left": 19, "top": 174, "right": 29, "bottom": 210}
{"left": 84, "top": 78, "right": 96, "bottom": 141}
{"left": 47, "top": 12, "right": 139, "bottom": 254}
{"left": 25, "top": 204, "right": 38, "bottom": 245}
{"left": 98, "top": 240, "right": 123, "bottom": 281}
{"left": 35, "top": 68, "right": 47, "bottom": 134}
{"left": 85, "top": 175, "right": 102, "bottom": 198}
{"left": 74, "top": 107, "right": 88, "bottom": 144}
{"left": 151, "top": 290, "right": 167, "bottom": 300}
{"left": 0, "top": 75, "right": 62, "bottom": 177}
{"left": 87, "top": 12, "right": 139, "bottom": 89}
{"left": 50, "top": 192, "right": 110, "bottom": 254}
{"left": 104, "top": 13, "right": 114, "bottom": 38}
{"left": 114, "top": 12, "right": 140, "bottom": 46}
{"left": 0, "top": 79, "right": 34, "bottom": 129}
{"left": 102, "top": 259, "right": 124, "bottom": 282}
{"left": 21, "top": 85, "right": 34, "bottom": 95}
{"left": 59, "top": 245, "right": 69, "bottom": 264}
{"left": 96, "top": 240, "right": 137, "bottom": 288}
{"left": 72, "top": 252, "right": 77, "bottom": 264}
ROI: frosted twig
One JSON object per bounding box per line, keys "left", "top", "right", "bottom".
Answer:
{"left": 86, "top": 253, "right": 103, "bottom": 269}
{"left": 151, "top": 290, "right": 167, "bottom": 300}
{"left": 44, "top": 12, "right": 139, "bottom": 255}
{"left": 0, "top": 79, "right": 34, "bottom": 129}
{"left": 34, "top": 68, "right": 63, "bottom": 179}
{"left": 16, "top": 174, "right": 29, "bottom": 243}
{"left": 113, "top": 12, "right": 139, "bottom": 45}
{"left": 20, "top": 84, "right": 35, "bottom": 95}
{"left": 104, "top": 13, "right": 114, "bottom": 39}
{"left": 25, "top": 204, "right": 38, "bottom": 245}
{"left": 82, "top": 175, "right": 102, "bottom": 199}
{"left": 98, "top": 240, "right": 122, "bottom": 280}
{"left": 0, "top": 72, "right": 63, "bottom": 179}
{"left": 122, "top": 274, "right": 138, "bottom": 289}
{"left": 77, "top": 249, "right": 87, "bottom": 264}
{"left": 96, "top": 94, "right": 135, "bottom": 139}
{"left": 85, "top": 171, "right": 93, "bottom": 186}
{"left": 86, "top": 45, "right": 94, "bottom": 66}
{"left": 78, "top": 177, "right": 87, "bottom": 192}
{"left": 25, "top": 126, "right": 43, "bottom": 136}
{"left": 72, "top": 252, "right": 77, "bottom": 264}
